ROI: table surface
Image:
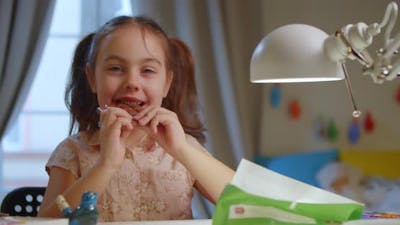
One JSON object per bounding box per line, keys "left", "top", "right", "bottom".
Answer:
{"left": 0, "top": 217, "right": 211, "bottom": 225}
{"left": 99, "top": 219, "right": 211, "bottom": 225}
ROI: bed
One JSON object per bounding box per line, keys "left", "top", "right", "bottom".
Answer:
{"left": 254, "top": 149, "right": 400, "bottom": 212}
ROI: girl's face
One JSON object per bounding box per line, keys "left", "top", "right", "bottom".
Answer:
{"left": 86, "top": 24, "right": 172, "bottom": 115}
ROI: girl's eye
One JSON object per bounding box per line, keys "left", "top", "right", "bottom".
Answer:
{"left": 108, "top": 66, "right": 122, "bottom": 72}
{"left": 143, "top": 68, "right": 156, "bottom": 74}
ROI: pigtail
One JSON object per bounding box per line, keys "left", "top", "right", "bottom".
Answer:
{"left": 163, "top": 38, "right": 206, "bottom": 144}
{"left": 65, "top": 33, "right": 98, "bottom": 134}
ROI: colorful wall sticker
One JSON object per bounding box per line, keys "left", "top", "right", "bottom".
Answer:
{"left": 396, "top": 84, "right": 400, "bottom": 104}
{"left": 314, "top": 115, "right": 326, "bottom": 140}
{"left": 289, "top": 99, "right": 301, "bottom": 120}
{"left": 270, "top": 84, "right": 282, "bottom": 108}
{"left": 327, "top": 118, "right": 339, "bottom": 142}
{"left": 348, "top": 118, "right": 361, "bottom": 144}
{"left": 364, "top": 111, "right": 375, "bottom": 133}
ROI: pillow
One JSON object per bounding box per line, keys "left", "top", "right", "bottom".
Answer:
{"left": 254, "top": 149, "right": 338, "bottom": 187}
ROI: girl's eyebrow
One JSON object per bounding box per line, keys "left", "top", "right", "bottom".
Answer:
{"left": 104, "top": 55, "right": 162, "bottom": 66}
{"left": 104, "top": 55, "right": 127, "bottom": 63}
{"left": 141, "top": 58, "right": 162, "bottom": 66}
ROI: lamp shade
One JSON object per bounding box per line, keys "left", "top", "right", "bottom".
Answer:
{"left": 250, "top": 24, "right": 345, "bottom": 83}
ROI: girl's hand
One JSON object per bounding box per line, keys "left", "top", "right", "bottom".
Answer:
{"left": 97, "top": 106, "right": 134, "bottom": 170}
{"left": 133, "top": 106, "right": 187, "bottom": 158}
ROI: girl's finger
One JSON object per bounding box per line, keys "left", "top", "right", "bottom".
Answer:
{"left": 148, "top": 110, "right": 179, "bottom": 135}
{"left": 106, "top": 106, "right": 134, "bottom": 119}
{"left": 150, "top": 116, "right": 159, "bottom": 134}
{"left": 117, "top": 117, "right": 134, "bottom": 131}
{"left": 132, "top": 105, "right": 153, "bottom": 120}
{"left": 99, "top": 106, "right": 134, "bottom": 128}
{"left": 101, "top": 116, "right": 134, "bottom": 135}
{"left": 135, "top": 106, "right": 159, "bottom": 126}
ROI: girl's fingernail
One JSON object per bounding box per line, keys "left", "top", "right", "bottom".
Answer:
{"left": 133, "top": 114, "right": 140, "bottom": 120}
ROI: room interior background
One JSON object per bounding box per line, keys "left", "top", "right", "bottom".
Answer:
{"left": 258, "top": 0, "right": 400, "bottom": 155}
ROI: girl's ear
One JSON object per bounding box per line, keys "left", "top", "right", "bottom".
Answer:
{"left": 162, "top": 71, "right": 173, "bottom": 97}
{"left": 85, "top": 64, "right": 97, "bottom": 93}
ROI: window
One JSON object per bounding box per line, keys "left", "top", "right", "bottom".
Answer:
{"left": 0, "top": 0, "right": 133, "bottom": 200}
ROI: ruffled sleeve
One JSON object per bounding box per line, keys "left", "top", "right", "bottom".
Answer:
{"left": 45, "top": 137, "right": 80, "bottom": 178}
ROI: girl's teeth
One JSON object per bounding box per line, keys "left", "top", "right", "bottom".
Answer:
{"left": 118, "top": 100, "right": 141, "bottom": 107}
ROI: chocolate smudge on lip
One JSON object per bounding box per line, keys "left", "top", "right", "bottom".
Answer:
{"left": 115, "top": 100, "right": 142, "bottom": 116}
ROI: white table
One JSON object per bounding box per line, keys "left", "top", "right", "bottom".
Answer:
{"left": 0, "top": 217, "right": 211, "bottom": 225}
{"left": 99, "top": 219, "right": 212, "bottom": 225}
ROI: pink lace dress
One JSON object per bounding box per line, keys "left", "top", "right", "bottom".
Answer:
{"left": 46, "top": 131, "right": 200, "bottom": 222}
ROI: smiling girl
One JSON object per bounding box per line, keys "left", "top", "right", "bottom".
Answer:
{"left": 38, "top": 16, "right": 234, "bottom": 221}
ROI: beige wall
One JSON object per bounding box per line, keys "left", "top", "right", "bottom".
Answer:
{"left": 257, "top": 0, "right": 400, "bottom": 155}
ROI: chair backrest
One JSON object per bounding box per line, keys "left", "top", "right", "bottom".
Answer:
{"left": 1, "top": 187, "right": 46, "bottom": 217}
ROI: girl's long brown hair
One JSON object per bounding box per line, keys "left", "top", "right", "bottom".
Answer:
{"left": 163, "top": 38, "right": 205, "bottom": 144}
{"left": 65, "top": 16, "right": 205, "bottom": 144}
{"left": 65, "top": 33, "right": 97, "bottom": 134}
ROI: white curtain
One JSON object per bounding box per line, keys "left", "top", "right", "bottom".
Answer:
{"left": 0, "top": 0, "right": 55, "bottom": 196}
{"left": 0, "top": 0, "right": 55, "bottom": 140}
{"left": 131, "top": 0, "right": 264, "bottom": 218}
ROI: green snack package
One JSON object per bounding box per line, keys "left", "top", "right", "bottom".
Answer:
{"left": 212, "top": 159, "right": 364, "bottom": 225}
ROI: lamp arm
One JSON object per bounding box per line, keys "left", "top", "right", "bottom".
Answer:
{"left": 324, "top": 23, "right": 381, "bottom": 63}
{"left": 327, "top": 1, "right": 398, "bottom": 60}
{"left": 386, "top": 57, "right": 400, "bottom": 81}
{"left": 383, "top": 31, "right": 400, "bottom": 59}
{"left": 380, "top": 1, "right": 398, "bottom": 47}
{"left": 380, "top": 1, "right": 399, "bottom": 60}
{"left": 325, "top": 1, "right": 400, "bottom": 84}
{"left": 367, "top": 1, "right": 400, "bottom": 82}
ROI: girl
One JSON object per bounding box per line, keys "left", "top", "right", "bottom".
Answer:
{"left": 38, "top": 16, "right": 235, "bottom": 221}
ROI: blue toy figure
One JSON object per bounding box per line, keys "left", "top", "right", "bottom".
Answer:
{"left": 56, "top": 191, "right": 98, "bottom": 225}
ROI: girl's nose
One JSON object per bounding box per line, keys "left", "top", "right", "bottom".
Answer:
{"left": 125, "top": 71, "right": 140, "bottom": 91}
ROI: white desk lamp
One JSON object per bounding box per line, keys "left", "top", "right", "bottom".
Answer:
{"left": 250, "top": 1, "right": 399, "bottom": 118}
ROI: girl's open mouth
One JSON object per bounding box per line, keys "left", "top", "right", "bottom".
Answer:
{"left": 114, "top": 99, "right": 144, "bottom": 116}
